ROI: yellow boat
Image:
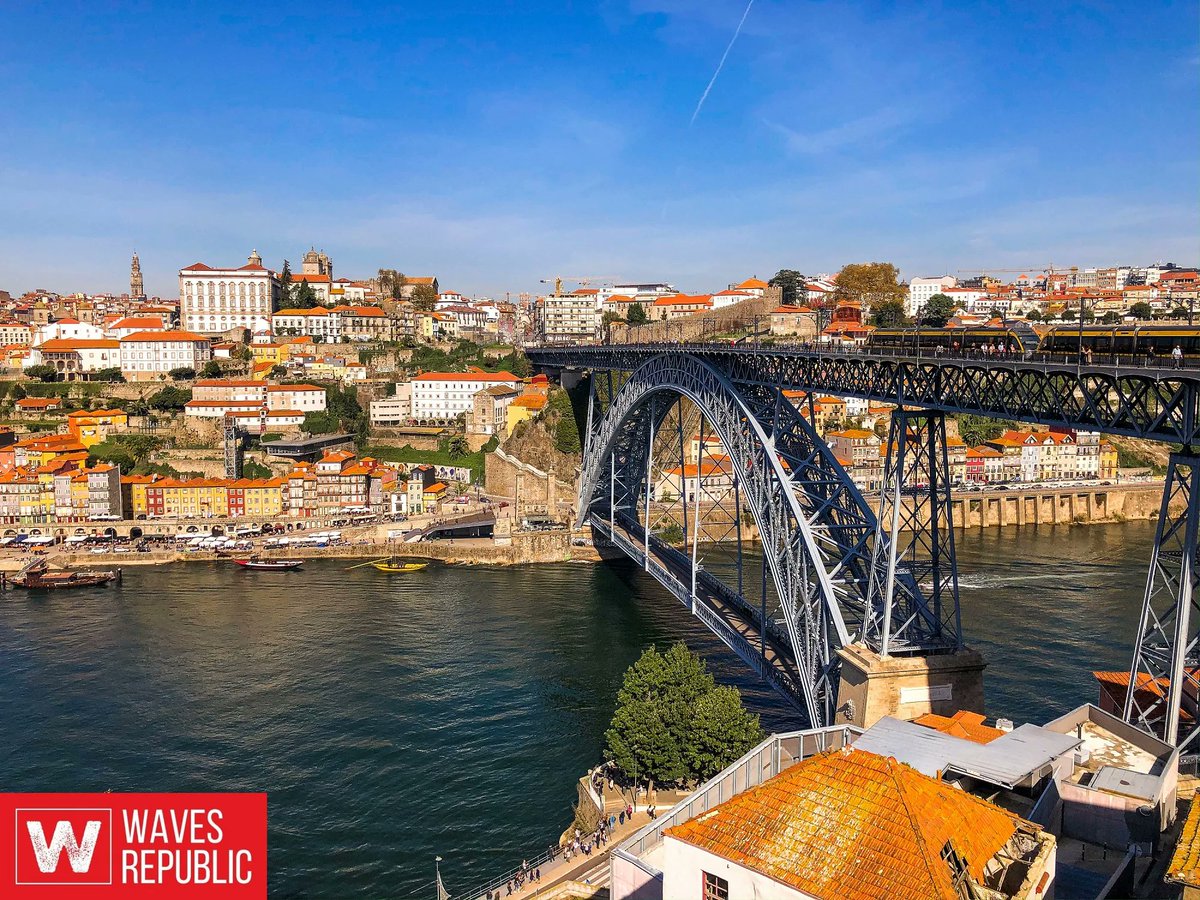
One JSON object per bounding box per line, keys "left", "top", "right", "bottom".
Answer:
{"left": 370, "top": 560, "right": 428, "bottom": 574}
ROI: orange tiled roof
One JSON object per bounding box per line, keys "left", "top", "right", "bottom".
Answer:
{"left": 912, "top": 710, "right": 1006, "bottom": 744}
{"left": 664, "top": 748, "right": 1029, "bottom": 900}
{"left": 120, "top": 330, "right": 209, "bottom": 343}
{"left": 736, "top": 277, "right": 769, "bottom": 290}
{"left": 1168, "top": 797, "right": 1200, "bottom": 888}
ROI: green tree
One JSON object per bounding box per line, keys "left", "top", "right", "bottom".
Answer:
{"left": 921, "top": 293, "right": 956, "bottom": 327}
{"left": 147, "top": 385, "right": 192, "bottom": 411}
{"left": 686, "top": 686, "right": 762, "bottom": 781}
{"left": 1024, "top": 309, "right": 1042, "bottom": 322}
{"left": 411, "top": 284, "right": 439, "bottom": 311}
{"left": 1101, "top": 311, "right": 1120, "bottom": 324}
{"left": 302, "top": 410, "right": 339, "bottom": 434}
{"left": 833, "top": 262, "right": 906, "bottom": 308}
{"left": 769, "top": 269, "right": 806, "bottom": 306}
{"left": 270, "top": 365, "right": 288, "bottom": 379}
{"left": 548, "top": 388, "right": 581, "bottom": 453}
{"left": 25, "top": 364, "right": 58, "bottom": 382}
{"left": 957, "top": 414, "right": 1008, "bottom": 446}
{"left": 626, "top": 303, "right": 648, "bottom": 326}
{"left": 989, "top": 306, "right": 1004, "bottom": 320}
{"left": 242, "top": 459, "right": 272, "bottom": 479}
{"left": 168, "top": 367, "right": 196, "bottom": 381}
{"left": 605, "top": 643, "right": 761, "bottom": 789}
{"left": 200, "top": 360, "right": 223, "bottom": 378}
{"left": 292, "top": 280, "right": 320, "bottom": 309}
{"left": 91, "top": 367, "right": 125, "bottom": 382}
{"left": 1130, "top": 301, "right": 1153, "bottom": 320}
{"left": 1061, "top": 308, "right": 1076, "bottom": 322}
{"left": 277, "top": 260, "right": 293, "bottom": 312}
{"left": 447, "top": 434, "right": 470, "bottom": 459}
{"left": 869, "top": 299, "right": 907, "bottom": 328}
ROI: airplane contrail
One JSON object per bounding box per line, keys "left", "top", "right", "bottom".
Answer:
{"left": 689, "top": 0, "right": 755, "bottom": 127}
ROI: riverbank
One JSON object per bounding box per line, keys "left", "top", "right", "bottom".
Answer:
{"left": 0, "top": 529, "right": 580, "bottom": 571}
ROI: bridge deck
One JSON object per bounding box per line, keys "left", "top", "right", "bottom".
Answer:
{"left": 592, "top": 512, "right": 809, "bottom": 717}
{"left": 529, "top": 343, "right": 1200, "bottom": 443}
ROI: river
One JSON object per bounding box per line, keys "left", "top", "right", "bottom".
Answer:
{"left": 0, "top": 522, "right": 1156, "bottom": 896}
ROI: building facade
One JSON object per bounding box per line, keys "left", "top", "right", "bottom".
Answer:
{"left": 179, "top": 251, "right": 279, "bottom": 335}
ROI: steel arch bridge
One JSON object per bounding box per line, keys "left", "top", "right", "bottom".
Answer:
{"left": 570, "top": 352, "right": 961, "bottom": 728}
{"left": 530, "top": 343, "right": 1200, "bottom": 747}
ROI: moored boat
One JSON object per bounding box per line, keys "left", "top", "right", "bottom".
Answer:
{"left": 232, "top": 558, "right": 304, "bottom": 571}
{"left": 370, "top": 560, "right": 428, "bottom": 574}
{"left": 11, "top": 568, "right": 121, "bottom": 590}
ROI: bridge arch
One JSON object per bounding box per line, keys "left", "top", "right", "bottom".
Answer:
{"left": 577, "top": 352, "right": 879, "bottom": 725}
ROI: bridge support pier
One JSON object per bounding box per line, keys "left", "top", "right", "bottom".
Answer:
{"left": 1122, "top": 451, "right": 1200, "bottom": 748}
{"left": 834, "top": 643, "right": 987, "bottom": 730}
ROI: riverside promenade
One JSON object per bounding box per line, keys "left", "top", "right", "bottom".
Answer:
{"left": 460, "top": 780, "right": 691, "bottom": 900}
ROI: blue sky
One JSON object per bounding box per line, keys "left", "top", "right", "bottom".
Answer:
{"left": 1, "top": 0, "right": 1196, "bottom": 298}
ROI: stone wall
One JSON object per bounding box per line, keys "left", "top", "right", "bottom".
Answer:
{"left": 611, "top": 288, "right": 782, "bottom": 344}
{"left": 486, "top": 448, "right": 574, "bottom": 522}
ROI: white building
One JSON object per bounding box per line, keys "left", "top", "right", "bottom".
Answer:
{"left": 28, "top": 338, "right": 122, "bottom": 377}
{"left": 409, "top": 370, "right": 523, "bottom": 421}
{"left": 906, "top": 275, "right": 957, "bottom": 317}
{"left": 540, "top": 293, "right": 600, "bottom": 344}
{"left": 107, "top": 316, "right": 166, "bottom": 339}
{"left": 119, "top": 331, "right": 212, "bottom": 381}
{"left": 370, "top": 395, "right": 411, "bottom": 427}
{"left": 183, "top": 382, "right": 326, "bottom": 418}
{"left": 33, "top": 319, "right": 106, "bottom": 345}
{"left": 179, "top": 250, "right": 279, "bottom": 335}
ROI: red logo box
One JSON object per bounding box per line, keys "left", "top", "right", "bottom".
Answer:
{"left": 0, "top": 793, "right": 266, "bottom": 899}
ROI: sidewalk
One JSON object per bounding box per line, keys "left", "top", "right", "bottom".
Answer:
{"left": 476, "top": 801, "right": 668, "bottom": 899}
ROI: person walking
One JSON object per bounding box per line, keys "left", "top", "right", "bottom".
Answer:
{"left": 1173, "top": 345, "right": 1184, "bottom": 369}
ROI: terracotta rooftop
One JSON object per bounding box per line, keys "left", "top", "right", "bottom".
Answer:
{"left": 664, "top": 748, "right": 1033, "bottom": 900}
{"left": 912, "top": 710, "right": 1007, "bottom": 744}
{"left": 1169, "top": 796, "right": 1200, "bottom": 888}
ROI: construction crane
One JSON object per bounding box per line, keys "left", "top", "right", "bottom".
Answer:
{"left": 539, "top": 276, "right": 616, "bottom": 297}
{"left": 955, "top": 265, "right": 1075, "bottom": 277}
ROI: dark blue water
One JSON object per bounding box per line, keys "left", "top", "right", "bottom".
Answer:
{"left": 0, "top": 522, "right": 1155, "bottom": 896}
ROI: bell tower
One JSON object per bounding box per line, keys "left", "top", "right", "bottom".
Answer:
{"left": 130, "top": 252, "right": 145, "bottom": 300}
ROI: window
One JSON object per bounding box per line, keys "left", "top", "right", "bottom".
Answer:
{"left": 702, "top": 872, "right": 728, "bottom": 900}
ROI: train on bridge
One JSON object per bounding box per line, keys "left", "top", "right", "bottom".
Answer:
{"left": 867, "top": 322, "right": 1200, "bottom": 359}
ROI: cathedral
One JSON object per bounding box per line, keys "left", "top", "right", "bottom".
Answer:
{"left": 130, "top": 252, "right": 145, "bottom": 300}
{"left": 301, "top": 248, "right": 333, "bottom": 279}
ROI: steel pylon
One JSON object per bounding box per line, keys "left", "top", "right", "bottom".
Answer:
{"left": 1124, "top": 452, "right": 1200, "bottom": 748}
{"left": 863, "top": 409, "right": 963, "bottom": 656}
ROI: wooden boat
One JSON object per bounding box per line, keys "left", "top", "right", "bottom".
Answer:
{"left": 11, "top": 568, "right": 121, "bottom": 590}
{"left": 232, "top": 558, "right": 304, "bottom": 571}
{"left": 370, "top": 560, "right": 428, "bottom": 574}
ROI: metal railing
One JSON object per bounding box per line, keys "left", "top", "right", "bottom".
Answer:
{"left": 537, "top": 338, "right": 1200, "bottom": 374}
{"left": 614, "top": 724, "right": 862, "bottom": 864}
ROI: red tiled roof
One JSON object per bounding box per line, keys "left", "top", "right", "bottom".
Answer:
{"left": 413, "top": 370, "right": 519, "bottom": 382}
{"left": 912, "top": 710, "right": 1006, "bottom": 744}
{"left": 665, "top": 748, "right": 1030, "bottom": 900}
{"left": 120, "top": 330, "right": 209, "bottom": 343}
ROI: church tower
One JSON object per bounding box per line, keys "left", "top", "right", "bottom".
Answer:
{"left": 130, "top": 252, "right": 145, "bottom": 300}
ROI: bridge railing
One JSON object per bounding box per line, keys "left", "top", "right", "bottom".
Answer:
{"left": 539, "top": 338, "right": 1200, "bottom": 373}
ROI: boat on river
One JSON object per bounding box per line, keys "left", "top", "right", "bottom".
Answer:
{"left": 10, "top": 568, "right": 121, "bottom": 590}
{"left": 232, "top": 558, "right": 304, "bottom": 571}
{"left": 370, "top": 560, "right": 428, "bottom": 574}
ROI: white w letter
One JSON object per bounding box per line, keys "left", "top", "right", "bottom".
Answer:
{"left": 26, "top": 821, "right": 101, "bottom": 874}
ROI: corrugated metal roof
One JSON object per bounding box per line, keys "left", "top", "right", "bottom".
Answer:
{"left": 854, "top": 717, "right": 1080, "bottom": 789}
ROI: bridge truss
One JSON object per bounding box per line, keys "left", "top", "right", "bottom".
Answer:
{"left": 574, "top": 353, "right": 960, "bottom": 727}
{"left": 535, "top": 344, "right": 1200, "bottom": 747}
